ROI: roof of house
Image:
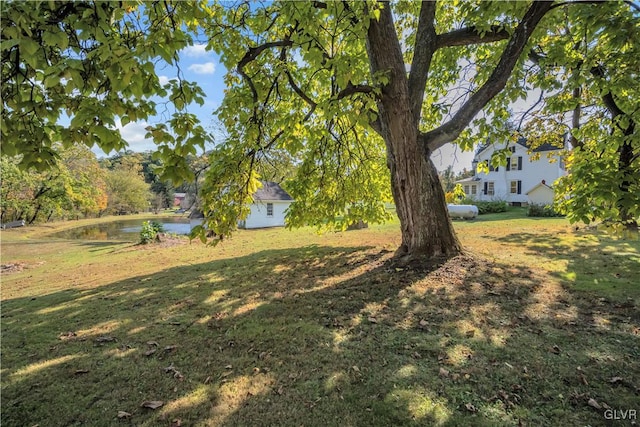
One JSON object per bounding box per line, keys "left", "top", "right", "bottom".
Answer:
{"left": 253, "top": 181, "right": 293, "bottom": 201}
{"left": 475, "top": 135, "right": 565, "bottom": 159}
{"left": 515, "top": 136, "right": 565, "bottom": 153}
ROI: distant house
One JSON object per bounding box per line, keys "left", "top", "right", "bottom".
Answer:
{"left": 239, "top": 181, "right": 293, "bottom": 229}
{"left": 190, "top": 182, "right": 294, "bottom": 231}
{"left": 457, "top": 137, "right": 566, "bottom": 206}
{"left": 174, "top": 192, "right": 187, "bottom": 207}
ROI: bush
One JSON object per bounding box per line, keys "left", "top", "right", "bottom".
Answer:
{"left": 139, "top": 220, "right": 164, "bottom": 244}
{"left": 527, "top": 204, "right": 564, "bottom": 217}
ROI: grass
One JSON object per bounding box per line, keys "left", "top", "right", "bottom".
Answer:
{"left": 1, "top": 209, "right": 639, "bottom": 426}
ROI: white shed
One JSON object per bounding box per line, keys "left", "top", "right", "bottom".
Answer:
{"left": 526, "top": 180, "right": 555, "bottom": 205}
{"left": 238, "top": 181, "right": 293, "bottom": 229}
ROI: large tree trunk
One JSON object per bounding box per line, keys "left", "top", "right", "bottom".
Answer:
{"left": 366, "top": 3, "right": 462, "bottom": 259}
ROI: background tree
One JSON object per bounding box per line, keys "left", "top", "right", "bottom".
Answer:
{"left": 522, "top": 1, "right": 639, "bottom": 230}
{"left": 0, "top": 145, "right": 107, "bottom": 223}
{"left": 104, "top": 161, "right": 151, "bottom": 215}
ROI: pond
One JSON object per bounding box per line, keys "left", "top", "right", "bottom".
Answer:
{"left": 50, "top": 217, "right": 192, "bottom": 241}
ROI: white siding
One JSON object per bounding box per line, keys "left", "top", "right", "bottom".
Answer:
{"left": 242, "top": 200, "right": 291, "bottom": 229}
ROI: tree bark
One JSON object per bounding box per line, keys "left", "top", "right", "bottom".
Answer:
{"left": 366, "top": 3, "right": 462, "bottom": 259}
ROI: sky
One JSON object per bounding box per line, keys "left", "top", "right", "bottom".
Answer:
{"left": 97, "top": 42, "right": 477, "bottom": 174}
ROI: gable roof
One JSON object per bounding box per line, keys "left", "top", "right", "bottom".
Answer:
{"left": 475, "top": 135, "right": 565, "bottom": 159}
{"left": 253, "top": 181, "right": 293, "bottom": 201}
{"left": 525, "top": 181, "right": 554, "bottom": 195}
{"left": 515, "top": 136, "right": 565, "bottom": 153}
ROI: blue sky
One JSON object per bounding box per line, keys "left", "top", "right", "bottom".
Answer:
{"left": 100, "top": 42, "right": 476, "bottom": 173}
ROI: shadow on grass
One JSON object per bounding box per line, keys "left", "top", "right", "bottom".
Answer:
{"left": 2, "top": 244, "right": 639, "bottom": 427}
{"left": 489, "top": 231, "right": 640, "bottom": 301}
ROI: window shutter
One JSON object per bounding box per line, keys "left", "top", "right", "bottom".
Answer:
{"left": 483, "top": 182, "right": 488, "bottom": 195}
{"left": 506, "top": 158, "right": 511, "bottom": 171}
{"left": 517, "top": 180, "right": 522, "bottom": 194}
{"left": 518, "top": 156, "right": 523, "bottom": 170}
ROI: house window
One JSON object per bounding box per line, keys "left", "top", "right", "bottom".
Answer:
{"left": 266, "top": 203, "right": 274, "bottom": 217}
{"left": 487, "top": 182, "right": 495, "bottom": 196}
{"left": 509, "top": 146, "right": 516, "bottom": 153}
{"left": 464, "top": 185, "right": 470, "bottom": 194}
{"left": 507, "top": 156, "right": 523, "bottom": 171}
{"left": 471, "top": 185, "right": 477, "bottom": 195}
{"left": 510, "top": 180, "right": 522, "bottom": 194}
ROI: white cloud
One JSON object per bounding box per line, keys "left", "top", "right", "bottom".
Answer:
{"left": 182, "top": 44, "right": 209, "bottom": 58}
{"left": 158, "top": 75, "right": 173, "bottom": 86}
{"left": 188, "top": 62, "right": 216, "bottom": 75}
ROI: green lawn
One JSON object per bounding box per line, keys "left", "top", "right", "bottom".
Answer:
{"left": 1, "top": 211, "right": 638, "bottom": 426}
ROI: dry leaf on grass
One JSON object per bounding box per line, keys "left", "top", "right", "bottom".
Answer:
{"left": 74, "top": 369, "right": 89, "bottom": 375}
{"left": 117, "top": 411, "right": 132, "bottom": 419}
{"left": 439, "top": 367, "right": 450, "bottom": 378}
{"left": 141, "top": 400, "right": 164, "bottom": 409}
{"left": 170, "top": 419, "right": 182, "bottom": 427}
{"left": 587, "top": 398, "right": 601, "bottom": 410}
{"left": 464, "top": 403, "right": 478, "bottom": 413}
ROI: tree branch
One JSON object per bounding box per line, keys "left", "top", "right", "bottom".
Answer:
{"left": 408, "top": 1, "right": 437, "bottom": 124}
{"left": 334, "top": 83, "right": 375, "bottom": 101}
{"left": 423, "top": 1, "right": 553, "bottom": 152}
{"left": 436, "top": 25, "right": 510, "bottom": 49}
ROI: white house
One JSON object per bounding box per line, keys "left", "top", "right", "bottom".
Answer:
{"left": 238, "top": 181, "right": 293, "bottom": 229}
{"left": 457, "top": 137, "right": 566, "bottom": 206}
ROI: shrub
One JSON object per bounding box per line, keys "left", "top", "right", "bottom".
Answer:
{"left": 527, "top": 204, "right": 564, "bottom": 217}
{"left": 139, "top": 220, "right": 164, "bottom": 244}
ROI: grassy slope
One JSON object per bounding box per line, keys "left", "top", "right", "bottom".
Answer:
{"left": 1, "top": 210, "right": 638, "bottom": 426}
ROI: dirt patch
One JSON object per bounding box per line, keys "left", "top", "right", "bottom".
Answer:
{"left": 1, "top": 262, "right": 27, "bottom": 274}
{"left": 0, "top": 261, "right": 45, "bottom": 275}
{"left": 130, "top": 234, "right": 188, "bottom": 250}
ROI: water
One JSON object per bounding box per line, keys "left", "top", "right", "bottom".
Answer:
{"left": 50, "top": 217, "right": 191, "bottom": 241}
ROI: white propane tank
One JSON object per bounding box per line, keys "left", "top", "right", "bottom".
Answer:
{"left": 447, "top": 204, "right": 479, "bottom": 219}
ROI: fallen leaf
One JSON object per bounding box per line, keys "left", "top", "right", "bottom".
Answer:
{"left": 609, "top": 376, "right": 624, "bottom": 384}
{"left": 95, "top": 336, "right": 117, "bottom": 343}
{"left": 352, "top": 365, "right": 360, "bottom": 373}
{"left": 224, "top": 365, "right": 233, "bottom": 369}
{"left": 144, "top": 349, "right": 157, "bottom": 357}
{"left": 147, "top": 341, "right": 159, "bottom": 347}
{"left": 164, "top": 345, "right": 177, "bottom": 352}
{"left": 550, "top": 345, "right": 560, "bottom": 354}
{"left": 587, "top": 398, "right": 601, "bottom": 410}
{"left": 141, "top": 400, "right": 164, "bottom": 410}
{"left": 170, "top": 419, "right": 182, "bottom": 427}
{"left": 74, "top": 369, "right": 89, "bottom": 375}
{"left": 464, "top": 403, "right": 477, "bottom": 413}
{"left": 367, "top": 317, "right": 378, "bottom": 324}
{"left": 439, "top": 367, "right": 450, "bottom": 377}
{"left": 465, "top": 330, "right": 475, "bottom": 338}
{"left": 204, "top": 376, "right": 211, "bottom": 384}
{"left": 117, "top": 411, "right": 132, "bottom": 419}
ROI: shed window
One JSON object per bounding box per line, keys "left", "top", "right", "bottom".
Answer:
{"left": 266, "top": 203, "right": 274, "bottom": 217}
{"left": 471, "top": 185, "right": 477, "bottom": 195}
{"left": 464, "top": 185, "right": 470, "bottom": 194}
